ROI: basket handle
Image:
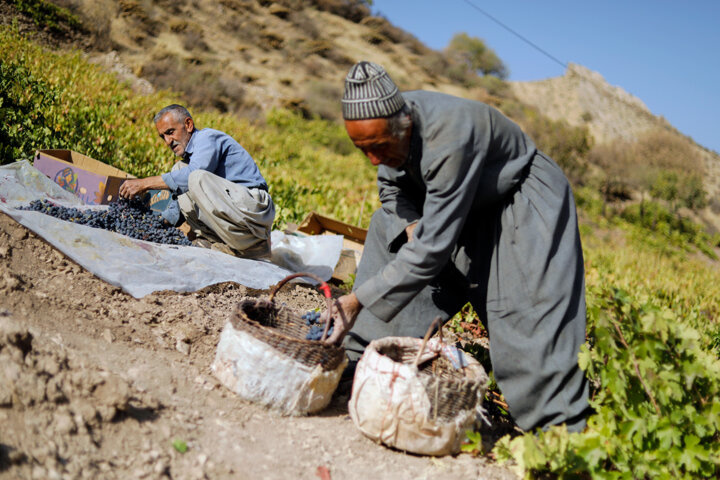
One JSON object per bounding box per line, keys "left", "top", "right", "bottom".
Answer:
{"left": 268, "top": 272, "right": 334, "bottom": 341}
{"left": 413, "top": 316, "right": 443, "bottom": 367}
{"left": 269, "top": 272, "right": 331, "bottom": 301}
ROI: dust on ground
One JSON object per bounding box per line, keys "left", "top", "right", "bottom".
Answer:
{"left": 0, "top": 212, "right": 518, "bottom": 480}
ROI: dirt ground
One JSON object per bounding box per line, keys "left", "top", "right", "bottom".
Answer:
{"left": 0, "top": 212, "right": 518, "bottom": 480}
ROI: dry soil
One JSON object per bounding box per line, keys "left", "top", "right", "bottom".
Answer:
{"left": 0, "top": 212, "right": 517, "bottom": 480}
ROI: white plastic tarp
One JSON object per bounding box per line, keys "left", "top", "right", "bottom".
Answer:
{"left": 0, "top": 161, "right": 343, "bottom": 298}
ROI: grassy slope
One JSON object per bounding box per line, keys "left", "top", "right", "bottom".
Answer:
{"left": 3, "top": 25, "right": 720, "bottom": 478}
{"left": 0, "top": 26, "right": 379, "bottom": 228}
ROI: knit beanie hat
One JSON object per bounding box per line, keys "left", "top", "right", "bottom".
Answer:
{"left": 342, "top": 61, "right": 406, "bottom": 120}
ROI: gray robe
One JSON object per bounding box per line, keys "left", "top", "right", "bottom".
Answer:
{"left": 349, "top": 90, "right": 590, "bottom": 432}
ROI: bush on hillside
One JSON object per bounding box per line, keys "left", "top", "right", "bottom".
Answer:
{"left": 0, "top": 59, "right": 59, "bottom": 164}
{"left": 445, "top": 32, "right": 508, "bottom": 79}
{"left": 140, "top": 57, "right": 256, "bottom": 118}
{"left": 0, "top": 26, "right": 174, "bottom": 175}
{"left": 587, "top": 140, "right": 637, "bottom": 204}
{"left": 11, "top": 0, "right": 82, "bottom": 34}
{"left": 495, "top": 285, "right": 720, "bottom": 478}
{"left": 505, "top": 102, "right": 592, "bottom": 185}
{"left": 621, "top": 201, "right": 717, "bottom": 256}
{"left": 359, "top": 15, "right": 428, "bottom": 55}
{"left": 307, "top": 0, "right": 370, "bottom": 23}
{"left": 301, "top": 80, "right": 345, "bottom": 122}
{"left": 588, "top": 128, "right": 707, "bottom": 216}
{"left": 476, "top": 75, "right": 509, "bottom": 98}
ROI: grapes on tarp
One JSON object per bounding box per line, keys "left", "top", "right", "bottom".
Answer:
{"left": 19, "top": 197, "right": 192, "bottom": 246}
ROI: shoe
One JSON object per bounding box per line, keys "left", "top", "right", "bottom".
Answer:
{"left": 202, "top": 239, "right": 272, "bottom": 260}
{"left": 234, "top": 239, "right": 272, "bottom": 260}
{"left": 334, "top": 359, "right": 357, "bottom": 397}
{"left": 191, "top": 238, "right": 212, "bottom": 249}
{"left": 210, "top": 241, "right": 236, "bottom": 256}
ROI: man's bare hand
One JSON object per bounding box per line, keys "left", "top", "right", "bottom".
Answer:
{"left": 119, "top": 176, "right": 167, "bottom": 199}
{"left": 406, "top": 221, "right": 418, "bottom": 242}
{"left": 119, "top": 178, "right": 148, "bottom": 199}
{"left": 322, "top": 293, "right": 361, "bottom": 346}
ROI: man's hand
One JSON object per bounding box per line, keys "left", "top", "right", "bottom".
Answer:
{"left": 406, "top": 221, "right": 418, "bottom": 242}
{"left": 322, "top": 293, "right": 362, "bottom": 346}
{"left": 119, "top": 176, "right": 167, "bottom": 199}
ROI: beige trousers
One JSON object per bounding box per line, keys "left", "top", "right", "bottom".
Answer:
{"left": 174, "top": 164, "right": 274, "bottom": 252}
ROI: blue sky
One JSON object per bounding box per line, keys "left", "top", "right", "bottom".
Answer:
{"left": 370, "top": 0, "right": 720, "bottom": 154}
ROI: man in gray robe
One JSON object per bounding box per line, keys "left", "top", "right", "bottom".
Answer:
{"left": 324, "top": 61, "right": 590, "bottom": 433}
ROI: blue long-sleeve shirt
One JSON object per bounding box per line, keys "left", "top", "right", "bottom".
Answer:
{"left": 161, "top": 127, "right": 267, "bottom": 194}
{"left": 159, "top": 127, "right": 267, "bottom": 226}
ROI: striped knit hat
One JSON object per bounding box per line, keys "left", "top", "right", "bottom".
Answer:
{"left": 342, "top": 61, "right": 405, "bottom": 120}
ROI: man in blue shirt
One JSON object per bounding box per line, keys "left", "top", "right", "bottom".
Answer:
{"left": 119, "top": 104, "right": 275, "bottom": 258}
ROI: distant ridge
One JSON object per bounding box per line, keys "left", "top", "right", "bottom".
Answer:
{"left": 510, "top": 64, "right": 720, "bottom": 222}
{"left": 510, "top": 63, "right": 667, "bottom": 146}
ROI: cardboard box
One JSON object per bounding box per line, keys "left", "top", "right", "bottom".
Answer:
{"left": 297, "top": 212, "right": 367, "bottom": 282}
{"left": 33, "top": 149, "right": 133, "bottom": 205}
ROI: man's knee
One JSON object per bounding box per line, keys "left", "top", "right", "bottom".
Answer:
{"left": 187, "top": 169, "right": 210, "bottom": 193}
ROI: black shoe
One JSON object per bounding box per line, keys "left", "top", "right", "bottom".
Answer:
{"left": 192, "top": 238, "right": 212, "bottom": 249}
{"left": 335, "top": 360, "right": 357, "bottom": 396}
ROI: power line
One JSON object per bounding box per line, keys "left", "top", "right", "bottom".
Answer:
{"left": 459, "top": 0, "right": 567, "bottom": 70}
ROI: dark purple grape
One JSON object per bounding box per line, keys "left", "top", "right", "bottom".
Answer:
{"left": 19, "top": 198, "right": 192, "bottom": 246}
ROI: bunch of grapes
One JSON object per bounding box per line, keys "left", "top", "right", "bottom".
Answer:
{"left": 19, "top": 198, "right": 193, "bottom": 246}
{"left": 302, "top": 310, "right": 333, "bottom": 341}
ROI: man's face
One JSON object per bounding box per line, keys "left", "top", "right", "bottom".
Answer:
{"left": 156, "top": 112, "right": 194, "bottom": 157}
{"left": 344, "top": 117, "right": 411, "bottom": 169}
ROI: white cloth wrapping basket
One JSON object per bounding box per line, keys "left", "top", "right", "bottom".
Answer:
{"left": 211, "top": 272, "right": 347, "bottom": 415}
{"left": 349, "top": 336, "right": 488, "bottom": 456}
{"left": 212, "top": 321, "right": 347, "bottom": 415}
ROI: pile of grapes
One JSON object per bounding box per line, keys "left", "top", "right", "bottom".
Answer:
{"left": 302, "top": 310, "right": 334, "bottom": 341}
{"left": 19, "top": 198, "right": 193, "bottom": 246}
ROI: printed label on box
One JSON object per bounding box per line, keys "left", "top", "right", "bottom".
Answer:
{"left": 147, "top": 189, "right": 172, "bottom": 213}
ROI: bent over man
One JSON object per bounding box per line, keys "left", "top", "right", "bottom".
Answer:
{"left": 119, "top": 104, "right": 274, "bottom": 259}
{"left": 324, "top": 61, "right": 590, "bottom": 432}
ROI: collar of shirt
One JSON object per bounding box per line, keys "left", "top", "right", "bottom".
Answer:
{"left": 184, "top": 130, "right": 198, "bottom": 159}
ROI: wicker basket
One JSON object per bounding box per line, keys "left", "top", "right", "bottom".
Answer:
{"left": 348, "top": 321, "right": 488, "bottom": 456}
{"left": 212, "top": 272, "right": 348, "bottom": 415}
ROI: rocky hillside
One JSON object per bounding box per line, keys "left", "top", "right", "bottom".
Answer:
{"left": 510, "top": 64, "right": 720, "bottom": 229}
{"left": 3, "top": 0, "right": 718, "bottom": 229}
{"left": 42, "top": 0, "right": 479, "bottom": 120}
{"left": 511, "top": 63, "right": 665, "bottom": 146}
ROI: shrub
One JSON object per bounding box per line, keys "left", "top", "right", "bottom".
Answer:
{"left": 417, "top": 51, "right": 451, "bottom": 81}
{"left": 360, "top": 15, "right": 427, "bottom": 54}
{"left": 495, "top": 285, "right": 720, "bottom": 478}
{"left": 445, "top": 32, "right": 508, "bottom": 79}
{"left": 476, "top": 75, "right": 509, "bottom": 97}
{"left": 512, "top": 105, "right": 593, "bottom": 185}
{"left": 11, "top": 0, "right": 82, "bottom": 34}
{"left": 619, "top": 201, "right": 717, "bottom": 259}
{"left": 302, "top": 80, "right": 344, "bottom": 122}
{"left": 0, "top": 59, "right": 59, "bottom": 163}
{"left": 308, "top": 0, "right": 370, "bottom": 23}
{"left": 588, "top": 129, "right": 707, "bottom": 216}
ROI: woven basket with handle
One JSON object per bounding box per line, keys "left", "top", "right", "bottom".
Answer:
{"left": 212, "top": 272, "right": 348, "bottom": 415}
{"left": 229, "top": 272, "right": 345, "bottom": 370}
{"left": 348, "top": 319, "right": 489, "bottom": 455}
